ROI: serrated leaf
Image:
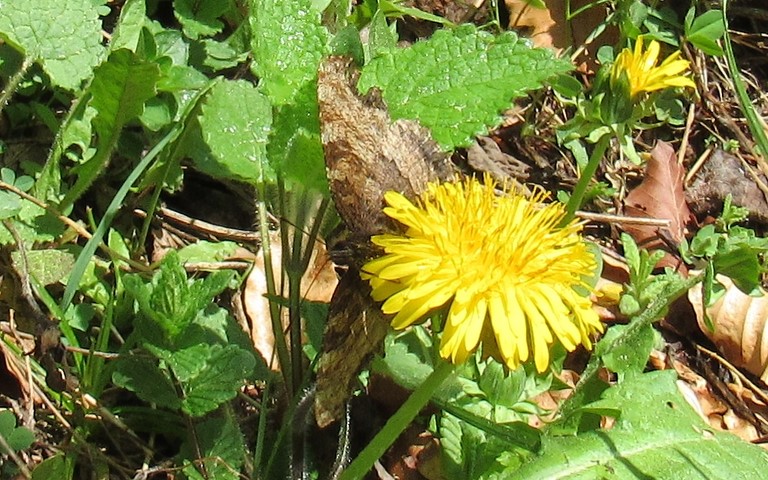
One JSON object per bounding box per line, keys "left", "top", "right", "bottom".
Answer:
{"left": 249, "top": 0, "right": 329, "bottom": 105}
{"left": 509, "top": 371, "right": 768, "bottom": 479}
{"left": 174, "top": 0, "right": 232, "bottom": 40}
{"left": 61, "top": 49, "right": 161, "bottom": 209}
{"left": 478, "top": 361, "right": 525, "bottom": 409}
{"left": 0, "top": 0, "right": 104, "bottom": 90}
{"left": 128, "top": 251, "right": 236, "bottom": 340}
{"left": 441, "top": 413, "right": 518, "bottom": 480}
{"left": 191, "top": 79, "right": 274, "bottom": 184}
{"left": 167, "top": 344, "right": 212, "bottom": 383}
{"left": 112, "top": 356, "right": 181, "bottom": 410}
{"left": 181, "top": 415, "right": 245, "bottom": 480}
{"left": 180, "top": 345, "right": 256, "bottom": 416}
{"left": 358, "top": 25, "right": 572, "bottom": 149}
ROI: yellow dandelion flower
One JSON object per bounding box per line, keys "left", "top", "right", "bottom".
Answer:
{"left": 612, "top": 36, "right": 696, "bottom": 98}
{"left": 361, "top": 176, "right": 603, "bottom": 372}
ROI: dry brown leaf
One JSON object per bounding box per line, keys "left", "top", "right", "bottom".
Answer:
{"left": 623, "top": 141, "right": 693, "bottom": 267}
{"left": 243, "top": 232, "right": 338, "bottom": 370}
{"left": 505, "top": 0, "right": 615, "bottom": 70}
{"left": 689, "top": 275, "right": 768, "bottom": 383}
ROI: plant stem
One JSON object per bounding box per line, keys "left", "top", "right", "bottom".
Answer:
{"left": 340, "top": 360, "right": 455, "bottom": 480}
{"left": 257, "top": 183, "right": 291, "bottom": 392}
{"left": 0, "top": 57, "right": 32, "bottom": 118}
{"left": 721, "top": 0, "right": 768, "bottom": 158}
{"left": 558, "top": 273, "right": 703, "bottom": 420}
{"left": 562, "top": 135, "right": 611, "bottom": 225}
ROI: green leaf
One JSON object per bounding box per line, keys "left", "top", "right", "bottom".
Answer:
{"left": 713, "top": 242, "right": 762, "bottom": 295}
{"left": 165, "top": 344, "right": 210, "bottom": 382}
{"left": 0, "top": 0, "right": 104, "bottom": 90}
{"left": 112, "top": 356, "right": 182, "bottom": 410}
{"left": 267, "top": 82, "right": 327, "bottom": 192}
{"left": 441, "top": 413, "right": 513, "bottom": 480}
{"left": 509, "top": 371, "right": 768, "bottom": 479}
{"left": 60, "top": 49, "right": 161, "bottom": 209}
{"left": 249, "top": 0, "right": 329, "bottom": 105}
{"left": 365, "top": 9, "right": 397, "bottom": 62}
{"left": 189, "top": 79, "right": 274, "bottom": 184}
{"left": 176, "top": 241, "right": 241, "bottom": 263}
{"left": 124, "top": 251, "right": 235, "bottom": 340}
{"left": 179, "top": 344, "right": 256, "bottom": 416}
{"left": 0, "top": 168, "right": 32, "bottom": 219}
{"left": 478, "top": 361, "right": 525, "bottom": 409}
{"left": 10, "top": 249, "right": 76, "bottom": 285}
{"left": 32, "top": 454, "right": 73, "bottom": 480}
{"left": 181, "top": 414, "right": 245, "bottom": 480}
{"left": 686, "top": 10, "right": 725, "bottom": 56}
{"left": 0, "top": 201, "right": 62, "bottom": 245}
{"left": 109, "top": 0, "right": 146, "bottom": 52}
{"left": 89, "top": 48, "right": 160, "bottom": 148}
{"left": 689, "top": 224, "right": 719, "bottom": 257}
{"left": 358, "top": 25, "right": 572, "bottom": 149}
{"left": 596, "top": 323, "right": 655, "bottom": 379}
{"left": 380, "top": 0, "right": 454, "bottom": 26}
{"left": 0, "top": 410, "right": 34, "bottom": 452}
{"left": 202, "top": 37, "right": 249, "bottom": 71}
{"left": 174, "top": 0, "right": 233, "bottom": 40}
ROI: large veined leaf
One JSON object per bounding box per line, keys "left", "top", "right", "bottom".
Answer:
{"left": 506, "top": 370, "right": 768, "bottom": 479}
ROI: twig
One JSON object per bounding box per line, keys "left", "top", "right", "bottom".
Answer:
{"left": 678, "top": 101, "right": 697, "bottom": 165}
{"left": 695, "top": 344, "right": 768, "bottom": 407}
{"left": 147, "top": 207, "right": 261, "bottom": 242}
{"left": 0, "top": 181, "right": 150, "bottom": 273}
{"left": 575, "top": 211, "right": 671, "bottom": 227}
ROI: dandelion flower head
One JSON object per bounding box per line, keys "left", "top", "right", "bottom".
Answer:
{"left": 362, "top": 176, "right": 603, "bottom": 372}
{"left": 611, "top": 36, "right": 696, "bottom": 98}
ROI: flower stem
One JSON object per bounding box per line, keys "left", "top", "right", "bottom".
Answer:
{"left": 562, "top": 135, "right": 611, "bottom": 225}
{"left": 339, "top": 360, "right": 455, "bottom": 480}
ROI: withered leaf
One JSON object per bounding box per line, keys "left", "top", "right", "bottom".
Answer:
{"left": 623, "top": 141, "right": 692, "bottom": 267}
{"left": 689, "top": 275, "right": 768, "bottom": 383}
{"left": 314, "top": 56, "right": 452, "bottom": 427}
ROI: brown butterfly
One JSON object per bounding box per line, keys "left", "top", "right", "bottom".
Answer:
{"left": 314, "top": 56, "right": 452, "bottom": 427}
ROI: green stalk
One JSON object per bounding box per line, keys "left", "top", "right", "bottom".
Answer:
{"left": 721, "top": 0, "right": 768, "bottom": 158}
{"left": 287, "top": 187, "right": 310, "bottom": 395}
{"left": 558, "top": 273, "right": 703, "bottom": 421}
{"left": 563, "top": 135, "right": 611, "bottom": 225}
{"left": 257, "top": 182, "right": 292, "bottom": 392}
{"left": 60, "top": 81, "right": 216, "bottom": 311}
{"left": 340, "top": 361, "right": 455, "bottom": 480}
{"left": 252, "top": 376, "right": 272, "bottom": 477}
